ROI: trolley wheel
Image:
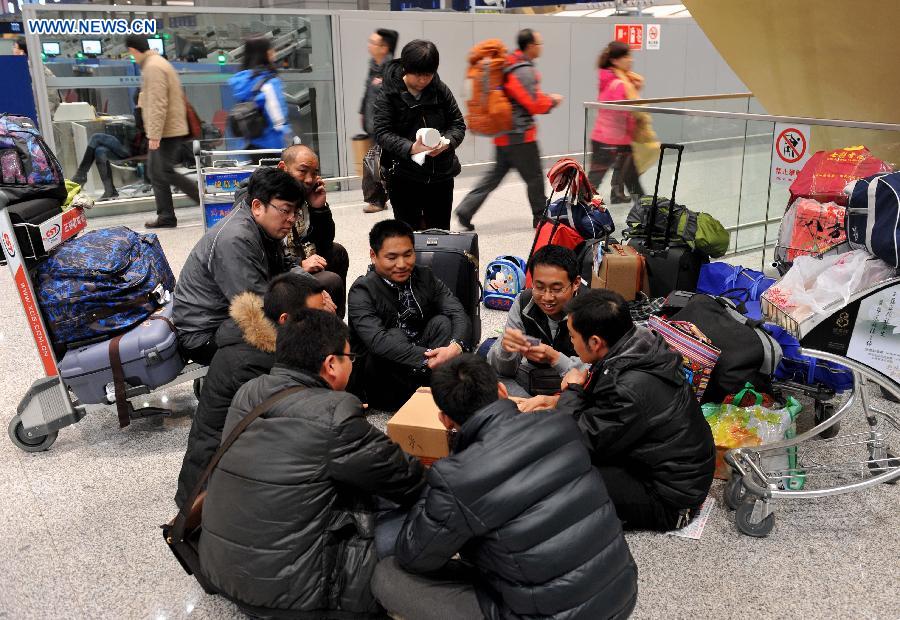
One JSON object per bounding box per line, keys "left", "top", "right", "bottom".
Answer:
{"left": 193, "top": 378, "right": 205, "bottom": 401}
{"left": 814, "top": 401, "right": 840, "bottom": 439}
{"left": 723, "top": 475, "right": 747, "bottom": 511}
{"left": 8, "top": 415, "right": 58, "bottom": 453}
{"left": 735, "top": 501, "right": 775, "bottom": 538}
{"left": 867, "top": 450, "right": 900, "bottom": 485}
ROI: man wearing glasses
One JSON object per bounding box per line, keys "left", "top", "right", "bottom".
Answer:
{"left": 487, "top": 245, "right": 586, "bottom": 400}
{"left": 173, "top": 167, "right": 304, "bottom": 365}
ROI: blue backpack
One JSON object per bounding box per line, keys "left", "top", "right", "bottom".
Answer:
{"left": 547, "top": 196, "right": 615, "bottom": 240}
{"left": 846, "top": 171, "right": 900, "bottom": 267}
{"left": 0, "top": 113, "right": 66, "bottom": 203}
{"left": 483, "top": 255, "right": 526, "bottom": 310}
{"left": 36, "top": 227, "right": 176, "bottom": 347}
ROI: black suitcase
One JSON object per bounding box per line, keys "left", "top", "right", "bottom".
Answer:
{"left": 626, "top": 143, "right": 707, "bottom": 298}
{"left": 414, "top": 228, "right": 481, "bottom": 346}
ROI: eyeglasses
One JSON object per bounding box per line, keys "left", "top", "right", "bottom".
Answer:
{"left": 331, "top": 352, "right": 358, "bottom": 364}
{"left": 266, "top": 202, "right": 300, "bottom": 221}
{"left": 533, "top": 283, "right": 573, "bottom": 297}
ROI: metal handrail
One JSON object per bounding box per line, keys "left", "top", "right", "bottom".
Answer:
{"left": 599, "top": 92, "right": 753, "bottom": 105}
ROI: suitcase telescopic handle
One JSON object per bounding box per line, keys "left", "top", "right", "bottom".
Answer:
{"left": 647, "top": 143, "right": 685, "bottom": 250}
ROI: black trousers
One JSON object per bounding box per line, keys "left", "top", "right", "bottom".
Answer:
{"left": 313, "top": 242, "right": 349, "bottom": 318}
{"left": 588, "top": 140, "right": 643, "bottom": 197}
{"left": 148, "top": 136, "right": 200, "bottom": 224}
{"left": 597, "top": 465, "right": 681, "bottom": 531}
{"left": 389, "top": 177, "right": 454, "bottom": 231}
{"left": 456, "top": 141, "right": 546, "bottom": 221}
{"left": 358, "top": 314, "right": 453, "bottom": 410}
{"left": 179, "top": 337, "right": 218, "bottom": 366}
{"left": 371, "top": 557, "right": 485, "bottom": 620}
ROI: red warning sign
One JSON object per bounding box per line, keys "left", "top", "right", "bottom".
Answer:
{"left": 776, "top": 127, "right": 807, "bottom": 163}
{"left": 614, "top": 24, "right": 643, "bottom": 51}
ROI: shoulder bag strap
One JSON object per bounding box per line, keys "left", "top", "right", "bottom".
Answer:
{"left": 169, "top": 385, "right": 306, "bottom": 542}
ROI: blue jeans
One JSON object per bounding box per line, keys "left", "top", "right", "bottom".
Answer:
{"left": 88, "top": 133, "right": 130, "bottom": 165}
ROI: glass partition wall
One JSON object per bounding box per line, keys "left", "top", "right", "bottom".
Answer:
{"left": 24, "top": 5, "right": 340, "bottom": 204}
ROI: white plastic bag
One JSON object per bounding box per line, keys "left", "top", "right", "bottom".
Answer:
{"left": 765, "top": 250, "right": 895, "bottom": 322}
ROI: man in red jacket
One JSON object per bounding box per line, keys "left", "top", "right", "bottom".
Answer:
{"left": 455, "top": 29, "right": 563, "bottom": 230}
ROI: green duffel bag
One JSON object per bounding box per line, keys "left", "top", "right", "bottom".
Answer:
{"left": 625, "top": 196, "right": 730, "bottom": 258}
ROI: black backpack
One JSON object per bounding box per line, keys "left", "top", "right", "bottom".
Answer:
{"left": 671, "top": 294, "right": 782, "bottom": 402}
{"left": 228, "top": 73, "right": 276, "bottom": 140}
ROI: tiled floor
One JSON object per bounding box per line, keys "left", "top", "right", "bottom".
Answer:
{"left": 1, "top": 165, "right": 898, "bottom": 619}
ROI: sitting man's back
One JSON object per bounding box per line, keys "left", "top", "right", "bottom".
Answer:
{"left": 198, "top": 309, "right": 424, "bottom": 616}
{"left": 373, "top": 355, "right": 637, "bottom": 620}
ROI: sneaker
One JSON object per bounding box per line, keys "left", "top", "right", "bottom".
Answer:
{"left": 455, "top": 209, "right": 474, "bottom": 232}
{"left": 363, "top": 203, "right": 387, "bottom": 214}
{"left": 145, "top": 219, "right": 177, "bottom": 229}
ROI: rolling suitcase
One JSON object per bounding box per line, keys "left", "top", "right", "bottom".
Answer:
{"left": 58, "top": 301, "right": 185, "bottom": 427}
{"left": 627, "top": 143, "right": 707, "bottom": 298}
{"left": 414, "top": 228, "right": 481, "bottom": 346}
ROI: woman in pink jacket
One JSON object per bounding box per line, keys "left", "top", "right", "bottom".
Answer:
{"left": 588, "top": 41, "right": 645, "bottom": 204}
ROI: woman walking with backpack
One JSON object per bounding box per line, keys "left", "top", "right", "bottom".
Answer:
{"left": 588, "top": 41, "right": 648, "bottom": 205}
{"left": 229, "top": 37, "right": 292, "bottom": 154}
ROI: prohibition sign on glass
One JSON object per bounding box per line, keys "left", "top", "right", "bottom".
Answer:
{"left": 776, "top": 128, "right": 807, "bottom": 164}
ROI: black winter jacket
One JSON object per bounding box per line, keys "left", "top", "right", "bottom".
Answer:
{"left": 373, "top": 61, "right": 466, "bottom": 184}
{"left": 199, "top": 365, "right": 425, "bottom": 617}
{"left": 174, "top": 292, "right": 276, "bottom": 509}
{"left": 348, "top": 265, "right": 470, "bottom": 367}
{"left": 396, "top": 398, "right": 638, "bottom": 620}
{"left": 557, "top": 326, "right": 716, "bottom": 509}
{"left": 359, "top": 54, "right": 392, "bottom": 136}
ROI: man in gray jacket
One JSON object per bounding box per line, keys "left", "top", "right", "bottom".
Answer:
{"left": 487, "top": 245, "right": 585, "bottom": 397}
{"left": 360, "top": 28, "right": 398, "bottom": 214}
{"left": 172, "top": 167, "right": 303, "bottom": 365}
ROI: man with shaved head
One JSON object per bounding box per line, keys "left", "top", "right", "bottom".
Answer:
{"left": 277, "top": 144, "right": 349, "bottom": 317}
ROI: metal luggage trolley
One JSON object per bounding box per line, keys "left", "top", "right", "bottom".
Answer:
{"left": 0, "top": 194, "right": 208, "bottom": 452}
{"left": 724, "top": 278, "right": 900, "bottom": 536}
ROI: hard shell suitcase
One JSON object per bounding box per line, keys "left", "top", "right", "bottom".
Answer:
{"left": 414, "top": 229, "right": 481, "bottom": 345}
{"left": 627, "top": 143, "right": 707, "bottom": 298}
{"left": 7, "top": 196, "right": 63, "bottom": 266}
{"left": 59, "top": 301, "right": 185, "bottom": 427}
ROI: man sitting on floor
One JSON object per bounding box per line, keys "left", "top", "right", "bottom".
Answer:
{"left": 486, "top": 244, "right": 586, "bottom": 397}
{"left": 371, "top": 354, "right": 638, "bottom": 620}
{"left": 172, "top": 167, "right": 303, "bottom": 365}
{"left": 521, "top": 289, "right": 716, "bottom": 531}
{"left": 174, "top": 273, "right": 332, "bottom": 509}
{"left": 347, "top": 219, "right": 469, "bottom": 409}
{"left": 198, "top": 309, "right": 424, "bottom": 617}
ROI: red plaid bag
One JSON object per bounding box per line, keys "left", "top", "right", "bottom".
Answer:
{"left": 648, "top": 315, "right": 721, "bottom": 401}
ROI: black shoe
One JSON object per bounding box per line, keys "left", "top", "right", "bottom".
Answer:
{"left": 100, "top": 190, "right": 119, "bottom": 200}
{"left": 145, "top": 219, "right": 177, "bottom": 229}
{"left": 455, "top": 210, "right": 474, "bottom": 232}
{"left": 610, "top": 191, "right": 630, "bottom": 204}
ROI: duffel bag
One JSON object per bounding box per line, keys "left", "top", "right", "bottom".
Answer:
{"left": 547, "top": 196, "right": 614, "bottom": 240}
{"left": 697, "top": 263, "right": 775, "bottom": 302}
{"left": 36, "top": 226, "right": 176, "bottom": 346}
{"left": 671, "top": 294, "right": 782, "bottom": 402}
{"left": 846, "top": 171, "right": 900, "bottom": 267}
{"left": 625, "top": 195, "right": 729, "bottom": 258}
{"left": 764, "top": 324, "right": 853, "bottom": 392}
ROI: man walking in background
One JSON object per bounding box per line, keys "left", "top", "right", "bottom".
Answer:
{"left": 361, "top": 29, "right": 398, "bottom": 214}
{"left": 125, "top": 35, "right": 200, "bottom": 229}
{"left": 455, "top": 28, "right": 563, "bottom": 230}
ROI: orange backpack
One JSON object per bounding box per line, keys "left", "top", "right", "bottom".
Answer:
{"left": 464, "top": 39, "right": 513, "bottom": 136}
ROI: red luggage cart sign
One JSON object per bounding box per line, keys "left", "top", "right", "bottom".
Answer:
{"left": 615, "top": 24, "right": 644, "bottom": 51}
{"left": 39, "top": 207, "right": 87, "bottom": 253}
{"left": 771, "top": 123, "right": 811, "bottom": 185}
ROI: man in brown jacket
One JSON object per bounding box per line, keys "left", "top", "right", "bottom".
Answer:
{"left": 126, "top": 35, "right": 200, "bottom": 228}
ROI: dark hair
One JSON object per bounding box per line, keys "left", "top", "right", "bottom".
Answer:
{"left": 598, "top": 40, "right": 630, "bottom": 69}
{"left": 517, "top": 28, "right": 536, "bottom": 52}
{"left": 14, "top": 37, "right": 26, "bottom": 56}
{"left": 275, "top": 309, "right": 349, "bottom": 373}
{"left": 246, "top": 167, "right": 303, "bottom": 209}
{"left": 369, "top": 219, "right": 415, "bottom": 254}
{"left": 431, "top": 354, "right": 498, "bottom": 425}
{"left": 376, "top": 29, "right": 399, "bottom": 55}
{"left": 564, "top": 289, "right": 633, "bottom": 348}
{"left": 528, "top": 245, "right": 578, "bottom": 282}
{"left": 125, "top": 35, "right": 150, "bottom": 53}
{"left": 242, "top": 36, "right": 276, "bottom": 72}
{"left": 400, "top": 39, "right": 439, "bottom": 75}
{"left": 264, "top": 273, "right": 325, "bottom": 322}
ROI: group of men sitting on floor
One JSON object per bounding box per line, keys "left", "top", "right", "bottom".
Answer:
{"left": 169, "top": 148, "right": 716, "bottom": 619}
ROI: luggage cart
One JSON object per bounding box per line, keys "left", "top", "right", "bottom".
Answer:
{"left": 0, "top": 193, "right": 207, "bottom": 452}
{"left": 193, "top": 141, "right": 286, "bottom": 231}
{"left": 724, "top": 278, "right": 900, "bottom": 536}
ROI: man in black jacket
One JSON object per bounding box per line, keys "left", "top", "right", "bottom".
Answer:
{"left": 545, "top": 289, "right": 716, "bottom": 531}
{"left": 348, "top": 219, "right": 469, "bottom": 409}
{"left": 373, "top": 39, "right": 466, "bottom": 230}
{"left": 174, "top": 273, "right": 331, "bottom": 509}
{"left": 198, "top": 309, "right": 424, "bottom": 617}
{"left": 360, "top": 28, "right": 397, "bottom": 214}
{"left": 278, "top": 144, "right": 350, "bottom": 317}
{"left": 372, "top": 355, "right": 637, "bottom": 620}
{"left": 172, "top": 167, "right": 302, "bottom": 364}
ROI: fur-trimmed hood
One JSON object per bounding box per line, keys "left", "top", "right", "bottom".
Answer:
{"left": 228, "top": 292, "right": 277, "bottom": 353}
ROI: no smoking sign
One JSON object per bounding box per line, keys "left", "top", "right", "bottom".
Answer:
{"left": 771, "top": 123, "right": 811, "bottom": 185}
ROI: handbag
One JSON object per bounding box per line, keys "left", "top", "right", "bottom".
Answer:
{"left": 162, "top": 385, "right": 306, "bottom": 591}
{"left": 515, "top": 364, "right": 563, "bottom": 396}
{"left": 648, "top": 315, "right": 721, "bottom": 401}
{"left": 183, "top": 91, "right": 202, "bottom": 140}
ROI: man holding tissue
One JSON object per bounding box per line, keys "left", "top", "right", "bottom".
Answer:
{"left": 373, "top": 39, "right": 466, "bottom": 230}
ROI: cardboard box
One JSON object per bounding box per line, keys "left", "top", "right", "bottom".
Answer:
{"left": 592, "top": 243, "right": 648, "bottom": 302}
{"left": 386, "top": 388, "right": 450, "bottom": 466}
